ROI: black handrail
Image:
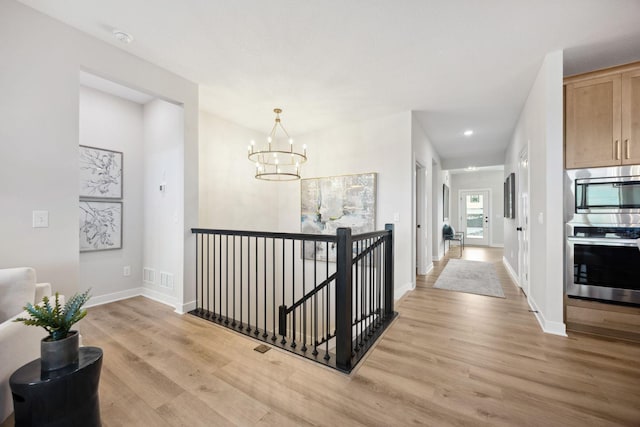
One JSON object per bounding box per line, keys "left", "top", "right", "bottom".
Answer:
{"left": 191, "top": 228, "right": 337, "bottom": 242}
{"left": 351, "top": 229, "right": 389, "bottom": 242}
{"left": 284, "top": 272, "right": 337, "bottom": 314}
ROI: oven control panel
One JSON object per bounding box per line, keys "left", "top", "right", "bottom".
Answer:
{"left": 573, "top": 227, "right": 640, "bottom": 239}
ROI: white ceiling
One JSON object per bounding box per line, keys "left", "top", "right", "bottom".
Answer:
{"left": 449, "top": 165, "right": 504, "bottom": 175}
{"left": 19, "top": 0, "right": 640, "bottom": 165}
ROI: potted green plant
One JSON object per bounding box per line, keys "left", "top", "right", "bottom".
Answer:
{"left": 14, "top": 289, "right": 91, "bottom": 371}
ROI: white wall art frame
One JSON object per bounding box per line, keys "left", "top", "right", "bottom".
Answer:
{"left": 79, "top": 201, "right": 123, "bottom": 252}
{"left": 79, "top": 145, "right": 123, "bottom": 199}
{"left": 301, "top": 172, "right": 377, "bottom": 261}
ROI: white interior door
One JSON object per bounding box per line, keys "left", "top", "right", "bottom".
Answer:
{"left": 518, "top": 150, "right": 530, "bottom": 295}
{"left": 459, "top": 190, "right": 490, "bottom": 246}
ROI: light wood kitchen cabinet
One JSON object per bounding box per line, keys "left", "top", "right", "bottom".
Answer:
{"left": 564, "top": 61, "right": 640, "bottom": 169}
{"left": 622, "top": 68, "right": 640, "bottom": 165}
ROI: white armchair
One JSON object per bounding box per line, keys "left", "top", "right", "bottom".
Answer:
{"left": 0, "top": 267, "right": 52, "bottom": 423}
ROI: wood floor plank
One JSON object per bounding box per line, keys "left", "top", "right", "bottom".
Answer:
{"left": 4, "top": 246, "right": 639, "bottom": 427}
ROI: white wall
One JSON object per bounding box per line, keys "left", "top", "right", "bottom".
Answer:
{"left": 199, "top": 111, "right": 280, "bottom": 230}
{"left": 0, "top": 1, "right": 198, "bottom": 306}
{"left": 79, "top": 86, "right": 144, "bottom": 300}
{"left": 503, "top": 50, "right": 565, "bottom": 336}
{"left": 142, "top": 99, "right": 185, "bottom": 305}
{"left": 411, "top": 114, "right": 442, "bottom": 278}
{"left": 450, "top": 170, "right": 504, "bottom": 246}
{"left": 277, "top": 111, "right": 414, "bottom": 297}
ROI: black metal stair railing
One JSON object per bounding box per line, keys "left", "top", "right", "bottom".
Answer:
{"left": 190, "top": 225, "right": 397, "bottom": 373}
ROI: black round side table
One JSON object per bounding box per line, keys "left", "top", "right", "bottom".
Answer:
{"left": 10, "top": 346, "right": 103, "bottom": 427}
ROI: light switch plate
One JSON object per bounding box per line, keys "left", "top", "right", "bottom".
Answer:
{"left": 32, "top": 210, "right": 49, "bottom": 228}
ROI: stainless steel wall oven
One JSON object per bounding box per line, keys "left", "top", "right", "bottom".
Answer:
{"left": 565, "top": 166, "right": 640, "bottom": 306}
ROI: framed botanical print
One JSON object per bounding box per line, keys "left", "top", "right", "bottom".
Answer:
{"left": 79, "top": 145, "right": 123, "bottom": 199}
{"left": 79, "top": 201, "right": 123, "bottom": 252}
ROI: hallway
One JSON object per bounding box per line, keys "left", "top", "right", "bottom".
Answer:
{"left": 6, "top": 247, "right": 638, "bottom": 426}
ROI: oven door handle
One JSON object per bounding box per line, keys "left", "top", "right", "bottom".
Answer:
{"left": 568, "top": 236, "right": 640, "bottom": 248}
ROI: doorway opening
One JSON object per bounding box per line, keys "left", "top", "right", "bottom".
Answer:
{"left": 415, "top": 162, "right": 427, "bottom": 275}
{"left": 459, "top": 189, "right": 491, "bottom": 246}
{"left": 517, "top": 147, "right": 530, "bottom": 296}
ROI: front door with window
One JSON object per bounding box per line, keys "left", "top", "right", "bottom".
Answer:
{"left": 459, "top": 190, "right": 490, "bottom": 246}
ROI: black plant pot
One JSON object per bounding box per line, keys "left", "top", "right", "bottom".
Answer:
{"left": 41, "top": 330, "right": 79, "bottom": 371}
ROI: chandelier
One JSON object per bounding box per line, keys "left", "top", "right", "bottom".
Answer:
{"left": 248, "top": 108, "right": 307, "bottom": 181}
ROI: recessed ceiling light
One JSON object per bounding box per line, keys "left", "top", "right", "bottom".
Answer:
{"left": 464, "top": 130, "right": 474, "bottom": 136}
{"left": 465, "top": 166, "right": 477, "bottom": 171}
{"left": 112, "top": 29, "right": 134, "bottom": 44}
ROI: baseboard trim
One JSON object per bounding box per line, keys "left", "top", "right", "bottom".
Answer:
{"left": 85, "top": 287, "right": 143, "bottom": 308}
{"left": 176, "top": 300, "right": 197, "bottom": 314}
{"left": 83, "top": 286, "right": 190, "bottom": 314}
{"left": 142, "top": 287, "right": 178, "bottom": 309}
{"left": 395, "top": 281, "right": 414, "bottom": 300}
{"left": 425, "top": 263, "right": 434, "bottom": 275}
{"left": 490, "top": 243, "right": 504, "bottom": 248}
{"left": 502, "top": 257, "right": 520, "bottom": 288}
{"left": 528, "top": 296, "right": 567, "bottom": 337}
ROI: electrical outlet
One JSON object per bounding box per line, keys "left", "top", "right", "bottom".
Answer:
{"left": 123, "top": 266, "right": 131, "bottom": 277}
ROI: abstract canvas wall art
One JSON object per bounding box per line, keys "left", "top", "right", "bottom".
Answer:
{"left": 301, "top": 173, "right": 377, "bottom": 261}
{"left": 79, "top": 145, "right": 123, "bottom": 199}
{"left": 79, "top": 201, "right": 122, "bottom": 252}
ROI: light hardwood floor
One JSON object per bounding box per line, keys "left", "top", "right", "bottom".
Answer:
{"left": 4, "top": 247, "right": 640, "bottom": 426}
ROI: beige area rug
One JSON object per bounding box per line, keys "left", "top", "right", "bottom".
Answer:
{"left": 433, "top": 259, "right": 505, "bottom": 298}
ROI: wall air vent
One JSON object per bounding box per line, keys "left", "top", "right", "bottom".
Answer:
{"left": 143, "top": 268, "right": 156, "bottom": 284}
{"left": 159, "top": 272, "right": 174, "bottom": 290}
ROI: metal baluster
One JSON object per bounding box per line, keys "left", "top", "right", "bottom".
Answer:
{"left": 217, "top": 234, "right": 222, "bottom": 321}
{"left": 255, "top": 237, "right": 259, "bottom": 336}
{"left": 214, "top": 234, "right": 216, "bottom": 320}
{"left": 291, "top": 239, "right": 296, "bottom": 349}
{"left": 324, "top": 241, "right": 330, "bottom": 361}
{"left": 225, "top": 235, "right": 229, "bottom": 325}
{"left": 281, "top": 238, "right": 286, "bottom": 345}
{"left": 271, "top": 238, "right": 277, "bottom": 341}
{"left": 207, "top": 234, "right": 211, "bottom": 318}
{"left": 376, "top": 239, "right": 384, "bottom": 327}
{"left": 232, "top": 236, "right": 236, "bottom": 327}
{"left": 263, "top": 237, "right": 268, "bottom": 338}
{"left": 364, "top": 238, "right": 368, "bottom": 339}
{"left": 354, "top": 240, "right": 360, "bottom": 352}
{"left": 368, "top": 238, "right": 373, "bottom": 337}
{"left": 313, "top": 243, "right": 318, "bottom": 356}
{"left": 321, "top": 247, "right": 325, "bottom": 344}
{"left": 373, "top": 240, "right": 378, "bottom": 328}
{"left": 368, "top": 238, "right": 373, "bottom": 334}
{"left": 196, "top": 234, "right": 201, "bottom": 314}
{"left": 240, "top": 236, "right": 243, "bottom": 329}
{"left": 360, "top": 239, "right": 364, "bottom": 347}
{"left": 247, "top": 235, "right": 251, "bottom": 333}
{"left": 301, "top": 241, "right": 307, "bottom": 352}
